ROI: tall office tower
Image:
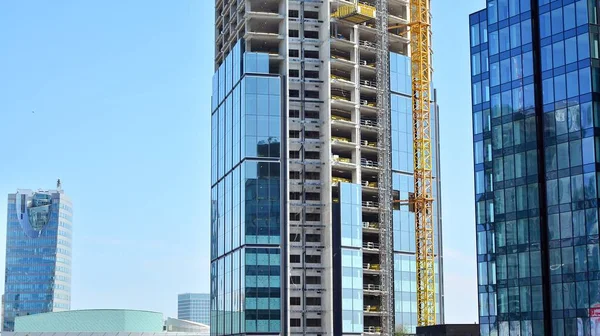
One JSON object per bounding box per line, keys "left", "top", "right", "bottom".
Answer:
{"left": 210, "top": 1, "right": 444, "bottom": 335}
{"left": 3, "top": 184, "right": 73, "bottom": 331}
{"left": 470, "top": 1, "right": 600, "bottom": 335}
{"left": 178, "top": 293, "right": 211, "bottom": 325}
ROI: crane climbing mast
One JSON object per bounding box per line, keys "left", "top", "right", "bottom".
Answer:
{"left": 410, "top": 0, "right": 436, "bottom": 327}
{"left": 375, "top": 0, "right": 394, "bottom": 335}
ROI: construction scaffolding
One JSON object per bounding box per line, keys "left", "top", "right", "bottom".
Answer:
{"left": 375, "top": 1, "right": 395, "bottom": 336}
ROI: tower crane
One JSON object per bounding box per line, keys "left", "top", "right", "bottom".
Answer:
{"left": 391, "top": 0, "right": 436, "bottom": 327}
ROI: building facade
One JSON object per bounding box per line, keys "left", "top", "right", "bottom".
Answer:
{"left": 210, "top": 1, "right": 444, "bottom": 335}
{"left": 470, "top": 1, "right": 600, "bottom": 335}
{"left": 178, "top": 293, "right": 211, "bottom": 325}
{"left": 3, "top": 186, "right": 73, "bottom": 331}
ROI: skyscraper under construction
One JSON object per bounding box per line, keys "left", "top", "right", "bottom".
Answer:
{"left": 210, "top": 1, "right": 443, "bottom": 334}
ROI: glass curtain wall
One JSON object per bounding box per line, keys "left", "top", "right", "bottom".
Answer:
{"left": 210, "top": 41, "right": 283, "bottom": 336}
{"left": 390, "top": 52, "right": 443, "bottom": 332}
{"left": 339, "top": 182, "right": 364, "bottom": 333}
{"left": 471, "top": 0, "right": 600, "bottom": 335}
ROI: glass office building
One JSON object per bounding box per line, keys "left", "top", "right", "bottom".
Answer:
{"left": 3, "top": 187, "right": 72, "bottom": 331}
{"left": 470, "top": 1, "right": 600, "bottom": 335}
{"left": 178, "top": 293, "right": 211, "bottom": 326}
{"left": 210, "top": 1, "right": 444, "bottom": 335}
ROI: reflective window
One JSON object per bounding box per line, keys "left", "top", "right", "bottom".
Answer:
{"left": 488, "top": 0, "right": 498, "bottom": 24}
{"left": 242, "top": 76, "right": 281, "bottom": 160}
{"left": 244, "top": 248, "right": 281, "bottom": 333}
{"left": 551, "top": 8, "right": 563, "bottom": 35}
{"left": 565, "top": 37, "right": 578, "bottom": 64}
{"left": 553, "top": 41, "right": 565, "bottom": 68}
{"left": 512, "top": 56, "right": 522, "bottom": 81}
{"left": 471, "top": 23, "right": 480, "bottom": 47}
{"left": 244, "top": 53, "right": 269, "bottom": 74}
{"left": 540, "top": 12, "right": 551, "bottom": 38}
{"left": 341, "top": 248, "right": 363, "bottom": 333}
{"left": 509, "top": 0, "right": 519, "bottom": 17}
{"left": 394, "top": 254, "right": 441, "bottom": 333}
{"left": 576, "top": 0, "right": 588, "bottom": 27}
{"left": 472, "top": 53, "right": 481, "bottom": 76}
{"left": 564, "top": 4, "right": 576, "bottom": 30}
{"left": 393, "top": 173, "right": 416, "bottom": 252}
{"left": 491, "top": 62, "right": 500, "bottom": 86}
{"left": 498, "top": 0, "right": 509, "bottom": 21}
{"left": 510, "top": 23, "right": 521, "bottom": 49}
{"left": 521, "top": 20, "right": 532, "bottom": 45}
{"left": 390, "top": 53, "right": 412, "bottom": 95}
{"left": 490, "top": 31, "right": 499, "bottom": 55}
{"left": 391, "top": 94, "right": 413, "bottom": 172}
{"left": 340, "top": 183, "right": 363, "bottom": 248}
{"left": 578, "top": 33, "right": 590, "bottom": 60}
{"left": 499, "top": 27, "right": 510, "bottom": 52}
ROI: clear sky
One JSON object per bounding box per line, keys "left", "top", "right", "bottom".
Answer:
{"left": 0, "top": 0, "right": 484, "bottom": 323}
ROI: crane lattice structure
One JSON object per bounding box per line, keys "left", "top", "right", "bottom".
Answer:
{"left": 389, "top": 0, "right": 436, "bottom": 327}
{"left": 374, "top": 0, "right": 394, "bottom": 335}
{"left": 409, "top": 0, "right": 435, "bottom": 327}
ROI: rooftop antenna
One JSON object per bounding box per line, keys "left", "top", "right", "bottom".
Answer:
{"left": 57, "top": 179, "right": 62, "bottom": 190}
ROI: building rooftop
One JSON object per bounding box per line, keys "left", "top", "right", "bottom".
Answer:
{"left": 13, "top": 309, "right": 208, "bottom": 333}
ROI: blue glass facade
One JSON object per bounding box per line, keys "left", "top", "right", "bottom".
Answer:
{"left": 340, "top": 183, "right": 364, "bottom": 333}
{"left": 3, "top": 189, "right": 72, "bottom": 331}
{"left": 391, "top": 53, "right": 414, "bottom": 173}
{"left": 210, "top": 41, "right": 283, "bottom": 336}
{"left": 471, "top": 1, "right": 600, "bottom": 335}
{"left": 389, "top": 52, "right": 443, "bottom": 332}
{"left": 178, "top": 293, "right": 211, "bottom": 325}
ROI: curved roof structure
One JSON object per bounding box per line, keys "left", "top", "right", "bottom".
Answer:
{"left": 14, "top": 309, "right": 164, "bottom": 332}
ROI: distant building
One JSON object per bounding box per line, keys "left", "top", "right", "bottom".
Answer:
{"left": 7, "top": 309, "right": 209, "bottom": 336}
{"left": 178, "top": 293, "right": 210, "bottom": 325}
{"left": 3, "top": 184, "right": 73, "bottom": 331}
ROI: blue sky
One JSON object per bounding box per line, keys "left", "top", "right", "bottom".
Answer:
{"left": 0, "top": 0, "right": 483, "bottom": 322}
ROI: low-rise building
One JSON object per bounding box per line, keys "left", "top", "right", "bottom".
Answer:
{"left": 177, "top": 293, "right": 209, "bottom": 326}
{"left": 4, "top": 309, "right": 209, "bottom": 336}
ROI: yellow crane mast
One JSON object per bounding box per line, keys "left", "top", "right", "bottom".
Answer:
{"left": 409, "top": 0, "right": 435, "bottom": 327}
{"left": 390, "top": 0, "right": 435, "bottom": 327}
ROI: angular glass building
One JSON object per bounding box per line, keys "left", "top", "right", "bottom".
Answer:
{"left": 210, "top": 1, "right": 444, "bottom": 335}
{"left": 470, "top": 1, "right": 600, "bottom": 335}
{"left": 3, "top": 186, "right": 72, "bottom": 331}
{"left": 178, "top": 293, "right": 211, "bottom": 326}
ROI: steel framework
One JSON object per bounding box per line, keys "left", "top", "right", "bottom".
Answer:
{"left": 410, "top": 0, "right": 436, "bottom": 327}
{"left": 375, "top": 0, "right": 394, "bottom": 335}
